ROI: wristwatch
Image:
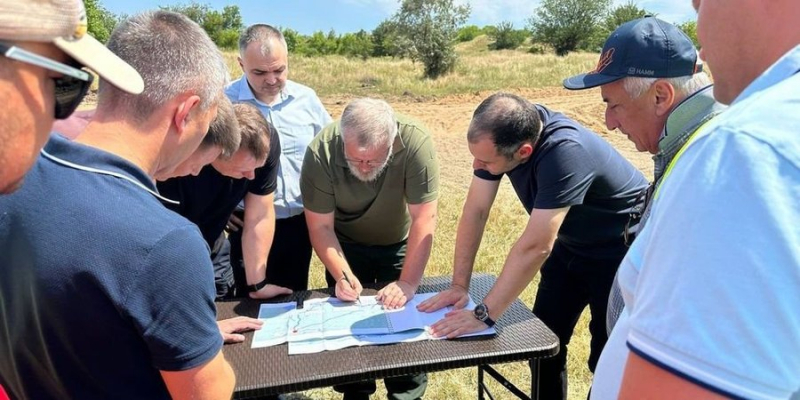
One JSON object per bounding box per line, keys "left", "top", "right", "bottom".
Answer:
{"left": 473, "top": 302, "right": 496, "bottom": 328}
{"left": 247, "top": 277, "right": 269, "bottom": 293}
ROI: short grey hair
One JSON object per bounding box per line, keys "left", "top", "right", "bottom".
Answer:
{"left": 238, "top": 24, "right": 287, "bottom": 56}
{"left": 340, "top": 98, "right": 397, "bottom": 150}
{"left": 99, "top": 11, "right": 228, "bottom": 121}
{"left": 202, "top": 96, "right": 240, "bottom": 159}
{"left": 623, "top": 72, "right": 713, "bottom": 99}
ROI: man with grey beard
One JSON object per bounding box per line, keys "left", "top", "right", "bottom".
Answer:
{"left": 300, "top": 98, "right": 438, "bottom": 400}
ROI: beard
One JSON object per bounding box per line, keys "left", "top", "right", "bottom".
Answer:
{"left": 347, "top": 159, "right": 390, "bottom": 183}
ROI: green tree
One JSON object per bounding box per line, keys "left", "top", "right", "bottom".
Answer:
{"left": 677, "top": 20, "right": 700, "bottom": 48}
{"left": 371, "top": 20, "right": 402, "bottom": 57}
{"left": 529, "top": 0, "right": 612, "bottom": 56}
{"left": 338, "top": 30, "right": 374, "bottom": 59}
{"left": 392, "top": 0, "right": 471, "bottom": 79}
{"left": 490, "top": 21, "right": 527, "bottom": 50}
{"left": 582, "top": 1, "right": 651, "bottom": 51}
{"left": 84, "top": 0, "right": 118, "bottom": 43}
{"left": 160, "top": 2, "right": 244, "bottom": 49}
{"left": 281, "top": 27, "right": 303, "bottom": 53}
{"left": 456, "top": 25, "right": 482, "bottom": 42}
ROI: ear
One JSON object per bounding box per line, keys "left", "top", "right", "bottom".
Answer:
{"left": 517, "top": 142, "right": 534, "bottom": 159}
{"left": 173, "top": 95, "right": 202, "bottom": 135}
{"left": 237, "top": 56, "right": 245, "bottom": 72}
{"left": 653, "top": 80, "right": 675, "bottom": 117}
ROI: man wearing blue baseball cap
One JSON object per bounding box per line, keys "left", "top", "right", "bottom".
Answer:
{"left": 564, "top": 16, "right": 725, "bottom": 334}
{"left": 563, "top": 16, "right": 727, "bottom": 399}
{"left": 588, "top": 0, "right": 800, "bottom": 398}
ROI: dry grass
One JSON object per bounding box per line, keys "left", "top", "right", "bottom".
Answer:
{"left": 221, "top": 36, "right": 598, "bottom": 100}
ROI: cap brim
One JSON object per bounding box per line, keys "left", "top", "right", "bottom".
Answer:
{"left": 562, "top": 72, "right": 624, "bottom": 90}
{"left": 54, "top": 34, "right": 144, "bottom": 95}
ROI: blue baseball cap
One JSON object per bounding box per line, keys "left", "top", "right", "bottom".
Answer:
{"left": 563, "top": 16, "right": 702, "bottom": 90}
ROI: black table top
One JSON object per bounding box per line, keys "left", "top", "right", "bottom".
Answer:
{"left": 216, "top": 273, "right": 559, "bottom": 399}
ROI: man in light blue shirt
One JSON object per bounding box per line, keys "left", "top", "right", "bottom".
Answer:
{"left": 592, "top": 1, "right": 800, "bottom": 399}
{"left": 226, "top": 24, "right": 332, "bottom": 293}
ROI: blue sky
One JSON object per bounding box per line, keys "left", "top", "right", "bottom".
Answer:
{"left": 100, "top": 0, "right": 697, "bottom": 35}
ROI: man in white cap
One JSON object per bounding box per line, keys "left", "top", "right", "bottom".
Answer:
{"left": 0, "top": 1, "right": 142, "bottom": 398}
{"left": 0, "top": 7, "right": 252, "bottom": 400}
{"left": 0, "top": 0, "right": 143, "bottom": 194}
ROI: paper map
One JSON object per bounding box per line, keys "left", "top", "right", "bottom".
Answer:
{"left": 251, "top": 292, "right": 496, "bottom": 354}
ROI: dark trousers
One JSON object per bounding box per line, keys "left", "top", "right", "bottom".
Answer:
{"left": 324, "top": 240, "right": 428, "bottom": 400}
{"left": 226, "top": 213, "right": 313, "bottom": 297}
{"left": 529, "top": 241, "right": 622, "bottom": 400}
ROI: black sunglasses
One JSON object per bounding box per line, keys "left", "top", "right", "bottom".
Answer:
{"left": 0, "top": 42, "right": 94, "bottom": 119}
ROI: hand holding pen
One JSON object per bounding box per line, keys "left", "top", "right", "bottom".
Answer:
{"left": 336, "top": 270, "right": 363, "bottom": 304}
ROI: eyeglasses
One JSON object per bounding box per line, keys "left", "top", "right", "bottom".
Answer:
{"left": 344, "top": 146, "right": 392, "bottom": 167}
{"left": 0, "top": 42, "right": 94, "bottom": 120}
{"left": 623, "top": 182, "right": 655, "bottom": 246}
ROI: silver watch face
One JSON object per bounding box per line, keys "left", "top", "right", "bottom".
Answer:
{"left": 474, "top": 303, "right": 489, "bottom": 321}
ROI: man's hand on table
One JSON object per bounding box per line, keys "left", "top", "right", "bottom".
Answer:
{"left": 218, "top": 316, "right": 264, "bottom": 344}
{"left": 249, "top": 284, "right": 293, "bottom": 300}
{"left": 377, "top": 280, "right": 416, "bottom": 309}
{"left": 335, "top": 273, "right": 363, "bottom": 302}
{"left": 416, "top": 284, "right": 470, "bottom": 312}
{"left": 429, "top": 308, "right": 488, "bottom": 339}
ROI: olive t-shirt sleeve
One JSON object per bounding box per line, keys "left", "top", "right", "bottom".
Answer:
{"left": 404, "top": 130, "right": 439, "bottom": 204}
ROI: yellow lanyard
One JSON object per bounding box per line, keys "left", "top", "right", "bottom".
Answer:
{"left": 653, "top": 119, "right": 715, "bottom": 200}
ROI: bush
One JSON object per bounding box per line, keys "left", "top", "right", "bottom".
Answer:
{"left": 529, "top": 0, "right": 611, "bottom": 56}
{"left": 490, "top": 21, "right": 527, "bottom": 50}
{"left": 456, "top": 25, "right": 482, "bottom": 42}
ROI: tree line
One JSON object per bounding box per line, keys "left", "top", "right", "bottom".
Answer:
{"left": 85, "top": 0, "right": 699, "bottom": 79}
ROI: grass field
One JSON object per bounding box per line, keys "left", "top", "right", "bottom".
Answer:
{"left": 218, "top": 37, "right": 653, "bottom": 400}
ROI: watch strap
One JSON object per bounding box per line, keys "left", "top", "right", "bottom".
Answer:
{"left": 247, "top": 277, "right": 269, "bottom": 293}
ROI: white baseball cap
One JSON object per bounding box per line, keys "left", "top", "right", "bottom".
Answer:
{"left": 0, "top": 0, "right": 144, "bottom": 94}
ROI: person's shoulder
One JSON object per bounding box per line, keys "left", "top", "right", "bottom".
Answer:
{"left": 396, "top": 113, "right": 431, "bottom": 138}
{"left": 286, "top": 80, "right": 321, "bottom": 99}
{"left": 703, "top": 83, "right": 800, "bottom": 167}
{"left": 224, "top": 76, "right": 246, "bottom": 97}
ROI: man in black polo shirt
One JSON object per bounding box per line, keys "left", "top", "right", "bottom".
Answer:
{"left": 158, "top": 102, "right": 290, "bottom": 300}
{"left": 419, "top": 92, "right": 647, "bottom": 400}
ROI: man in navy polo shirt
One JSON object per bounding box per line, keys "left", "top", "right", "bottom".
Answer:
{"left": 420, "top": 93, "right": 647, "bottom": 400}
{"left": 0, "top": 1, "right": 143, "bottom": 398}
{"left": 0, "top": 11, "right": 249, "bottom": 399}
{"left": 158, "top": 102, "right": 287, "bottom": 300}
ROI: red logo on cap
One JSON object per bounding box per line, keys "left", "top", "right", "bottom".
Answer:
{"left": 593, "top": 48, "right": 615, "bottom": 73}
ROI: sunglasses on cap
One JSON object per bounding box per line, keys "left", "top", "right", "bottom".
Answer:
{"left": 0, "top": 42, "right": 94, "bottom": 120}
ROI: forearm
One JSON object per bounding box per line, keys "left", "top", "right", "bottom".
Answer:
{"left": 398, "top": 210, "right": 437, "bottom": 289}
{"left": 308, "top": 225, "right": 350, "bottom": 280}
{"left": 161, "top": 351, "right": 235, "bottom": 400}
{"left": 451, "top": 208, "right": 490, "bottom": 289}
{"left": 483, "top": 241, "right": 550, "bottom": 319}
{"left": 241, "top": 217, "right": 274, "bottom": 284}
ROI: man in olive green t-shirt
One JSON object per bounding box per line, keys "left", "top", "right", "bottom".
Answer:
{"left": 301, "top": 98, "right": 438, "bottom": 400}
